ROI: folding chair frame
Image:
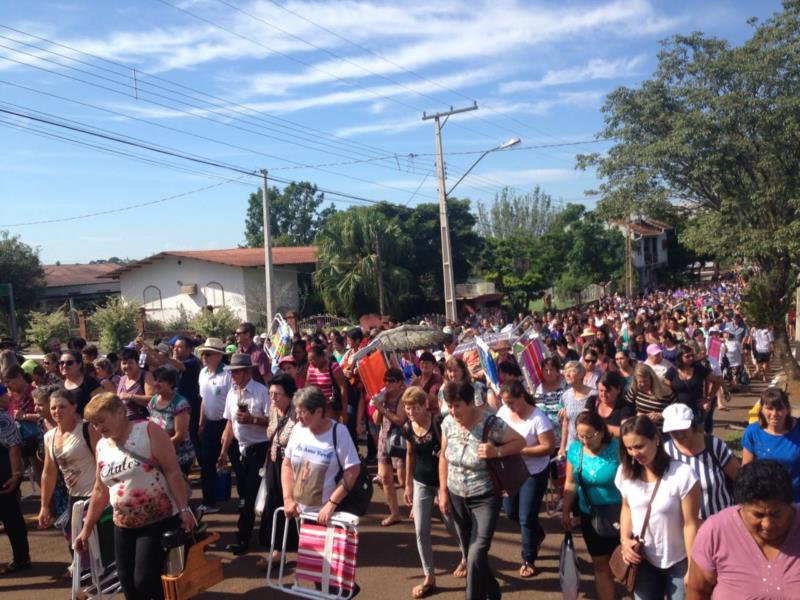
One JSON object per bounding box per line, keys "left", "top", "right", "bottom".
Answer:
{"left": 70, "top": 500, "right": 123, "bottom": 600}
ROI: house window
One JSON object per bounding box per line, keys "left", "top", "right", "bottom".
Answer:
{"left": 204, "top": 282, "right": 225, "bottom": 307}
{"left": 143, "top": 285, "right": 163, "bottom": 311}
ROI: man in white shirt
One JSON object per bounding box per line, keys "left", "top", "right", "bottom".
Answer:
{"left": 749, "top": 326, "right": 774, "bottom": 381}
{"left": 196, "top": 338, "right": 232, "bottom": 514}
{"left": 218, "top": 353, "right": 270, "bottom": 555}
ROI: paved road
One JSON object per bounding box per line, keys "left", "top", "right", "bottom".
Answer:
{"left": 0, "top": 367, "right": 769, "bottom": 600}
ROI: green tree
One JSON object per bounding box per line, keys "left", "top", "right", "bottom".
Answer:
{"left": 577, "top": 1, "right": 800, "bottom": 375}
{"left": 0, "top": 230, "right": 46, "bottom": 334}
{"left": 476, "top": 186, "right": 560, "bottom": 239}
{"left": 479, "top": 236, "right": 546, "bottom": 314}
{"left": 191, "top": 306, "right": 239, "bottom": 339}
{"left": 25, "top": 307, "right": 71, "bottom": 352}
{"left": 90, "top": 297, "right": 141, "bottom": 353}
{"left": 244, "top": 181, "right": 337, "bottom": 247}
{"left": 314, "top": 207, "right": 415, "bottom": 318}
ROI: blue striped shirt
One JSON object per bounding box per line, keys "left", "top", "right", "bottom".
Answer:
{"left": 665, "top": 435, "right": 733, "bottom": 519}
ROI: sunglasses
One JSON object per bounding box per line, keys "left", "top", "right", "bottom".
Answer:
{"left": 584, "top": 359, "right": 596, "bottom": 364}
{"left": 234, "top": 331, "right": 247, "bottom": 335}
{"left": 59, "top": 360, "right": 75, "bottom": 366}
{"left": 384, "top": 378, "right": 399, "bottom": 384}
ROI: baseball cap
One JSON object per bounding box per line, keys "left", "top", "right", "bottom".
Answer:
{"left": 646, "top": 343, "right": 663, "bottom": 356}
{"left": 662, "top": 403, "right": 695, "bottom": 433}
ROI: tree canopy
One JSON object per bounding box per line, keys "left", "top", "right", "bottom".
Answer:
{"left": 476, "top": 186, "right": 560, "bottom": 239}
{"left": 244, "top": 181, "right": 337, "bottom": 247}
{"left": 0, "top": 230, "right": 46, "bottom": 335}
{"left": 577, "top": 0, "right": 800, "bottom": 366}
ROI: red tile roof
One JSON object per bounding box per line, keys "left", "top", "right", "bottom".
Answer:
{"left": 101, "top": 246, "right": 318, "bottom": 278}
{"left": 44, "top": 263, "right": 121, "bottom": 287}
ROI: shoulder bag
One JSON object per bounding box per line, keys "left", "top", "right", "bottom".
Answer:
{"left": 331, "top": 423, "right": 373, "bottom": 516}
{"left": 609, "top": 477, "right": 661, "bottom": 593}
{"left": 481, "top": 415, "right": 530, "bottom": 498}
{"left": 255, "top": 413, "right": 290, "bottom": 518}
{"left": 575, "top": 446, "right": 621, "bottom": 538}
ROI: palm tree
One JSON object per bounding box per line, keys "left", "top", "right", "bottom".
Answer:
{"left": 314, "top": 207, "right": 414, "bottom": 318}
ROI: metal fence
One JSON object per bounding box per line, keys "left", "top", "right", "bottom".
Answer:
{"left": 296, "top": 314, "right": 353, "bottom": 332}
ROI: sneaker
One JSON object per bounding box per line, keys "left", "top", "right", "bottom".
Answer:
{"left": 238, "top": 499, "right": 246, "bottom": 509}
{"left": 199, "top": 504, "right": 220, "bottom": 514}
{"left": 225, "top": 541, "right": 250, "bottom": 555}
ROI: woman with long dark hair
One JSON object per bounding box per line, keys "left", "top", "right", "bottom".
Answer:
{"left": 616, "top": 415, "right": 701, "bottom": 599}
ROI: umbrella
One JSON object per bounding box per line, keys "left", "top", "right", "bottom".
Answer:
{"left": 351, "top": 325, "right": 445, "bottom": 362}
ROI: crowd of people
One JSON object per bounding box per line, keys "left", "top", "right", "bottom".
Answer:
{"left": 0, "top": 279, "right": 798, "bottom": 600}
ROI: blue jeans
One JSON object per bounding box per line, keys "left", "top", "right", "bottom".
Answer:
{"left": 634, "top": 557, "right": 687, "bottom": 600}
{"left": 502, "top": 468, "right": 548, "bottom": 564}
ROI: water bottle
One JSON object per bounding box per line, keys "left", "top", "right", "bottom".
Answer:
{"left": 162, "top": 529, "right": 185, "bottom": 576}
{"left": 138, "top": 349, "right": 147, "bottom": 369}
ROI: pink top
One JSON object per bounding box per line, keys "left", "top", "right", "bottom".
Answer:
{"left": 692, "top": 504, "right": 800, "bottom": 599}
{"left": 98, "top": 420, "right": 177, "bottom": 528}
{"left": 305, "top": 360, "right": 343, "bottom": 403}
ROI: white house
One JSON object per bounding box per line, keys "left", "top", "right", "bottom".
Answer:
{"left": 613, "top": 217, "right": 672, "bottom": 287}
{"left": 101, "top": 247, "right": 317, "bottom": 324}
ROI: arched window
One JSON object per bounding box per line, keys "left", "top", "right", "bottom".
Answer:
{"left": 143, "top": 285, "right": 163, "bottom": 311}
{"left": 204, "top": 282, "right": 225, "bottom": 307}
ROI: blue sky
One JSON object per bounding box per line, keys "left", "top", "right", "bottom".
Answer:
{"left": 0, "top": 0, "right": 783, "bottom": 264}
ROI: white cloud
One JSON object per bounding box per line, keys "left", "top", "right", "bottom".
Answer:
{"left": 499, "top": 55, "right": 647, "bottom": 94}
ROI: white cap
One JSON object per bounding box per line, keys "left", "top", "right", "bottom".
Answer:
{"left": 662, "top": 403, "right": 695, "bottom": 433}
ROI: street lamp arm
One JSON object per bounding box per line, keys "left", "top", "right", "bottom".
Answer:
{"left": 446, "top": 149, "right": 492, "bottom": 197}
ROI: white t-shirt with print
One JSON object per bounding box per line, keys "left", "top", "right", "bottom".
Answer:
{"left": 496, "top": 405, "right": 553, "bottom": 475}
{"left": 615, "top": 460, "right": 698, "bottom": 569}
{"left": 285, "top": 421, "right": 360, "bottom": 512}
{"left": 752, "top": 328, "right": 774, "bottom": 353}
{"left": 199, "top": 366, "right": 231, "bottom": 421}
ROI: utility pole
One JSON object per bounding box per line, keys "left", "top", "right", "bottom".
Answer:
{"left": 625, "top": 219, "right": 634, "bottom": 298}
{"left": 261, "top": 169, "right": 275, "bottom": 324}
{"left": 373, "top": 229, "right": 386, "bottom": 317}
{"left": 422, "top": 103, "right": 478, "bottom": 322}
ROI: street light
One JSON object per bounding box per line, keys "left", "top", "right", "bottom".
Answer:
{"left": 434, "top": 135, "right": 521, "bottom": 322}
{"left": 446, "top": 137, "right": 521, "bottom": 196}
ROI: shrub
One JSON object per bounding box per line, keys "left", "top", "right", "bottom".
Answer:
{"left": 164, "top": 305, "right": 194, "bottom": 331}
{"left": 25, "top": 308, "right": 71, "bottom": 352}
{"left": 191, "top": 306, "right": 239, "bottom": 339}
{"left": 90, "top": 297, "right": 141, "bottom": 353}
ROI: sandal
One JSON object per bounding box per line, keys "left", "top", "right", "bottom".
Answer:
{"left": 453, "top": 559, "right": 467, "bottom": 578}
{"left": 412, "top": 582, "right": 437, "bottom": 598}
{"left": 0, "top": 560, "right": 31, "bottom": 575}
{"left": 519, "top": 562, "right": 536, "bottom": 578}
{"left": 380, "top": 516, "right": 402, "bottom": 527}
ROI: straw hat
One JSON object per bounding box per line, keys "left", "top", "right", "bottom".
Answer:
{"left": 197, "top": 337, "right": 227, "bottom": 354}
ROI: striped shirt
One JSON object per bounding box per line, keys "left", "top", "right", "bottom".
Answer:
{"left": 305, "top": 360, "right": 343, "bottom": 403}
{"left": 665, "top": 435, "right": 734, "bottom": 520}
{"left": 626, "top": 388, "right": 675, "bottom": 416}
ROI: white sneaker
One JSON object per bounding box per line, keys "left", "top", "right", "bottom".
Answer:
{"left": 199, "top": 504, "right": 220, "bottom": 514}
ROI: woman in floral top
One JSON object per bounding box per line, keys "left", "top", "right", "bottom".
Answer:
{"left": 148, "top": 366, "right": 195, "bottom": 475}
{"left": 438, "top": 381, "right": 525, "bottom": 600}
{"left": 256, "top": 373, "right": 298, "bottom": 571}
{"left": 75, "top": 392, "right": 194, "bottom": 600}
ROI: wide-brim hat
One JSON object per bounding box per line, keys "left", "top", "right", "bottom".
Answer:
{"left": 198, "top": 337, "right": 227, "bottom": 354}
{"left": 224, "top": 353, "right": 253, "bottom": 370}
{"left": 580, "top": 328, "right": 595, "bottom": 338}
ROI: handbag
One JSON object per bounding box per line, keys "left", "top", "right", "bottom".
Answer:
{"left": 482, "top": 415, "right": 530, "bottom": 498}
{"left": 609, "top": 477, "right": 662, "bottom": 593}
{"left": 575, "top": 446, "right": 621, "bottom": 538}
{"left": 256, "top": 414, "right": 291, "bottom": 518}
{"left": 331, "top": 423, "right": 373, "bottom": 516}
{"left": 385, "top": 424, "right": 407, "bottom": 459}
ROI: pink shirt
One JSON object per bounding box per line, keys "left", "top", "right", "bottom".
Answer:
{"left": 305, "top": 360, "right": 343, "bottom": 403}
{"left": 692, "top": 504, "right": 800, "bottom": 599}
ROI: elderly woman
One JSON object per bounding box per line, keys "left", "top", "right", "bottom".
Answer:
{"left": 584, "top": 371, "right": 635, "bottom": 438}
{"left": 148, "top": 366, "right": 195, "bottom": 476}
{"left": 282, "top": 386, "right": 360, "bottom": 526}
{"left": 562, "top": 411, "right": 621, "bottom": 600}
{"left": 256, "top": 373, "right": 298, "bottom": 571}
{"left": 559, "top": 360, "right": 597, "bottom": 457}
{"left": 688, "top": 460, "right": 800, "bottom": 598}
{"left": 438, "top": 381, "right": 525, "bottom": 600}
{"left": 38, "top": 388, "right": 98, "bottom": 576}
{"left": 625, "top": 363, "right": 676, "bottom": 431}
{"left": 497, "top": 380, "right": 555, "bottom": 578}
{"left": 663, "top": 403, "right": 739, "bottom": 521}
{"left": 74, "top": 393, "right": 194, "bottom": 600}
{"left": 616, "top": 415, "right": 701, "bottom": 600}
{"left": 742, "top": 387, "right": 800, "bottom": 502}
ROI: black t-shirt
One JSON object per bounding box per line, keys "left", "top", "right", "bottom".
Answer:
{"left": 403, "top": 415, "right": 443, "bottom": 488}
{"left": 664, "top": 363, "right": 710, "bottom": 411}
{"left": 177, "top": 355, "right": 202, "bottom": 407}
{"left": 72, "top": 376, "right": 100, "bottom": 415}
{"left": 583, "top": 395, "right": 635, "bottom": 428}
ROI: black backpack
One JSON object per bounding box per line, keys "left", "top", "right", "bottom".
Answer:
{"left": 331, "top": 423, "right": 373, "bottom": 516}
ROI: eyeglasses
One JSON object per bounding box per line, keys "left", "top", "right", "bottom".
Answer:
{"left": 234, "top": 331, "right": 246, "bottom": 335}
{"left": 577, "top": 431, "right": 601, "bottom": 441}
{"left": 59, "top": 360, "right": 75, "bottom": 366}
